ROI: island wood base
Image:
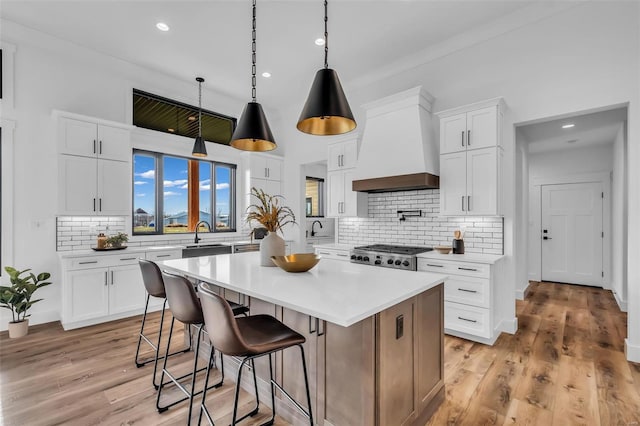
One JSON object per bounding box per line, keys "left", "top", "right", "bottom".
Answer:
{"left": 190, "top": 283, "right": 444, "bottom": 426}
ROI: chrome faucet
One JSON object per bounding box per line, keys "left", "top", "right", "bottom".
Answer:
{"left": 194, "top": 220, "right": 212, "bottom": 244}
{"left": 311, "top": 220, "right": 323, "bottom": 237}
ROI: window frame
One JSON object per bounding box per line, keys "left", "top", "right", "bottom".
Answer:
{"left": 132, "top": 149, "right": 237, "bottom": 235}
{"left": 305, "top": 176, "right": 326, "bottom": 218}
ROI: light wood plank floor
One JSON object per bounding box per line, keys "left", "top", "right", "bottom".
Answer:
{"left": 1, "top": 282, "right": 639, "bottom": 425}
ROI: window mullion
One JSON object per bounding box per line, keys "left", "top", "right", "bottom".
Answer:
{"left": 212, "top": 163, "right": 217, "bottom": 233}
{"left": 156, "top": 153, "right": 164, "bottom": 235}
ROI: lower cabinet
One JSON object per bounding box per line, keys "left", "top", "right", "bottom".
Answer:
{"left": 314, "top": 246, "right": 351, "bottom": 261}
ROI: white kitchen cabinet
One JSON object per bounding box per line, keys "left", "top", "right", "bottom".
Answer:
{"left": 440, "top": 147, "right": 502, "bottom": 216}
{"left": 327, "top": 138, "right": 358, "bottom": 171}
{"left": 58, "top": 154, "right": 131, "bottom": 215}
{"left": 61, "top": 251, "right": 147, "bottom": 330}
{"left": 418, "top": 255, "right": 506, "bottom": 345}
{"left": 437, "top": 99, "right": 503, "bottom": 155}
{"left": 326, "top": 169, "right": 367, "bottom": 218}
{"left": 249, "top": 153, "right": 282, "bottom": 181}
{"left": 58, "top": 116, "right": 131, "bottom": 162}
{"left": 250, "top": 177, "right": 281, "bottom": 197}
{"left": 314, "top": 246, "right": 351, "bottom": 261}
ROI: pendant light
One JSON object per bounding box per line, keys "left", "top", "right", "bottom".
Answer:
{"left": 192, "top": 77, "right": 207, "bottom": 157}
{"left": 297, "top": 0, "right": 356, "bottom": 136}
{"left": 230, "top": 0, "right": 276, "bottom": 152}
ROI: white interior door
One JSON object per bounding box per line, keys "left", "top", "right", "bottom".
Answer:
{"left": 541, "top": 182, "right": 603, "bottom": 286}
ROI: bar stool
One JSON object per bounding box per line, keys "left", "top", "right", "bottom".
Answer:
{"left": 135, "top": 259, "right": 191, "bottom": 389}
{"left": 157, "top": 271, "right": 249, "bottom": 425}
{"left": 197, "top": 283, "right": 314, "bottom": 426}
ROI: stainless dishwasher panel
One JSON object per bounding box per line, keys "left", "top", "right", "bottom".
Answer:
{"left": 233, "top": 243, "right": 260, "bottom": 253}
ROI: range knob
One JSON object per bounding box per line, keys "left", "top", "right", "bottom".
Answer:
{"left": 363, "top": 256, "right": 370, "bottom": 262}
{"left": 387, "top": 259, "right": 394, "bottom": 265}
{"left": 402, "top": 260, "right": 410, "bottom": 267}
{"left": 350, "top": 255, "right": 357, "bottom": 260}
{"left": 356, "top": 256, "right": 363, "bottom": 261}
{"left": 374, "top": 259, "right": 382, "bottom": 265}
{"left": 395, "top": 260, "right": 402, "bottom": 266}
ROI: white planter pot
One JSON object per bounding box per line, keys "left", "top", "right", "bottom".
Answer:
{"left": 8, "top": 319, "right": 29, "bottom": 338}
{"left": 260, "top": 232, "right": 285, "bottom": 266}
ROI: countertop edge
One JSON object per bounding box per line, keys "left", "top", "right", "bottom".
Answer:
{"left": 416, "top": 252, "right": 504, "bottom": 264}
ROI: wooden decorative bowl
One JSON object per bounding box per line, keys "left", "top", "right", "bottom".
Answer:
{"left": 271, "top": 254, "right": 321, "bottom": 273}
{"left": 434, "top": 246, "right": 452, "bottom": 254}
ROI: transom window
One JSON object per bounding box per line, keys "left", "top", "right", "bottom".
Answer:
{"left": 133, "top": 150, "right": 236, "bottom": 235}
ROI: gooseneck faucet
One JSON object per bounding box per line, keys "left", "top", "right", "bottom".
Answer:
{"left": 194, "top": 220, "right": 212, "bottom": 244}
{"left": 311, "top": 220, "right": 323, "bottom": 237}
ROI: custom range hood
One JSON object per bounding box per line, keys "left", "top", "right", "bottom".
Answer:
{"left": 352, "top": 86, "right": 439, "bottom": 193}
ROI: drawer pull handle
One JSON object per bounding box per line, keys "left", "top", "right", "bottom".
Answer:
{"left": 318, "top": 251, "right": 330, "bottom": 255}
{"left": 458, "top": 267, "right": 478, "bottom": 272}
{"left": 309, "top": 316, "right": 316, "bottom": 334}
{"left": 458, "top": 316, "right": 477, "bottom": 323}
{"left": 120, "top": 257, "right": 137, "bottom": 261}
{"left": 156, "top": 254, "right": 172, "bottom": 258}
{"left": 458, "top": 288, "right": 478, "bottom": 293}
{"left": 79, "top": 261, "right": 98, "bottom": 265}
{"left": 426, "top": 264, "right": 444, "bottom": 268}
{"left": 336, "top": 253, "right": 348, "bottom": 257}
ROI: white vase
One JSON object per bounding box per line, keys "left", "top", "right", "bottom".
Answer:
{"left": 260, "top": 231, "right": 285, "bottom": 266}
{"left": 8, "top": 319, "right": 29, "bottom": 339}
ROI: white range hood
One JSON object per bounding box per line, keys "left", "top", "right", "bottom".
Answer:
{"left": 352, "top": 86, "right": 439, "bottom": 192}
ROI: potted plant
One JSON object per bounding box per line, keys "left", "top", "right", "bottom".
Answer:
{"left": 0, "top": 267, "right": 52, "bottom": 338}
{"left": 105, "top": 232, "right": 129, "bottom": 248}
{"left": 246, "top": 187, "right": 296, "bottom": 266}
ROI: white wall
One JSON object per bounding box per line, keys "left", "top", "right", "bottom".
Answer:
{"left": 611, "top": 123, "right": 628, "bottom": 310}
{"left": 275, "top": 2, "right": 639, "bottom": 358}
{"left": 515, "top": 130, "right": 529, "bottom": 299}
{"left": 527, "top": 144, "right": 614, "bottom": 283}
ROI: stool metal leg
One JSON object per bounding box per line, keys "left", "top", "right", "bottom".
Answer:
{"left": 299, "top": 345, "right": 314, "bottom": 425}
{"left": 134, "top": 294, "right": 153, "bottom": 368}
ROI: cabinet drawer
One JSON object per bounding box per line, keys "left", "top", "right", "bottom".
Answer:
{"left": 445, "top": 302, "right": 491, "bottom": 338}
{"left": 68, "top": 253, "right": 143, "bottom": 270}
{"left": 314, "top": 248, "right": 350, "bottom": 261}
{"left": 444, "top": 276, "right": 490, "bottom": 308}
{"left": 146, "top": 249, "right": 182, "bottom": 261}
{"left": 418, "top": 258, "right": 490, "bottom": 278}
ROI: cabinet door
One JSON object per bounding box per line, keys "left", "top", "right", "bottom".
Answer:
{"left": 466, "top": 106, "right": 498, "bottom": 150}
{"left": 250, "top": 155, "right": 268, "bottom": 178}
{"left": 467, "top": 148, "right": 498, "bottom": 215}
{"left": 342, "top": 169, "right": 366, "bottom": 217}
{"left": 439, "top": 152, "right": 466, "bottom": 216}
{"left": 59, "top": 155, "right": 98, "bottom": 214}
{"left": 280, "top": 309, "right": 318, "bottom": 421}
{"left": 67, "top": 268, "right": 109, "bottom": 322}
{"left": 326, "top": 171, "right": 344, "bottom": 217}
{"left": 439, "top": 113, "right": 467, "bottom": 154}
{"left": 327, "top": 144, "right": 343, "bottom": 171}
{"left": 97, "top": 159, "right": 131, "bottom": 215}
{"left": 97, "top": 124, "right": 131, "bottom": 162}
{"left": 109, "top": 264, "right": 146, "bottom": 315}
{"left": 59, "top": 118, "right": 97, "bottom": 158}
{"left": 266, "top": 158, "right": 282, "bottom": 181}
{"left": 341, "top": 139, "right": 358, "bottom": 168}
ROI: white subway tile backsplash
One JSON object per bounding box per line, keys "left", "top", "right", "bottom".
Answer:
{"left": 56, "top": 216, "right": 127, "bottom": 251}
{"left": 338, "top": 189, "right": 503, "bottom": 254}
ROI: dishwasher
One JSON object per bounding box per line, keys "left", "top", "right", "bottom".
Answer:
{"left": 233, "top": 242, "right": 260, "bottom": 253}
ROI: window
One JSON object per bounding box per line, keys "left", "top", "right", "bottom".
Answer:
{"left": 133, "top": 150, "right": 236, "bottom": 235}
{"left": 305, "top": 177, "right": 325, "bottom": 217}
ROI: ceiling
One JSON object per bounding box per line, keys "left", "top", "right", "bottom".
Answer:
{"left": 1, "top": 0, "right": 535, "bottom": 113}
{"left": 519, "top": 107, "right": 627, "bottom": 154}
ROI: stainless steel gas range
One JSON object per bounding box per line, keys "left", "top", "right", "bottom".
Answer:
{"left": 350, "top": 244, "right": 433, "bottom": 271}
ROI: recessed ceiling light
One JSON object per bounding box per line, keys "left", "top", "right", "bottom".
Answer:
{"left": 315, "top": 38, "right": 325, "bottom": 46}
{"left": 262, "top": 72, "right": 271, "bottom": 78}
{"left": 167, "top": 128, "right": 175, "bottom": 132}
{"left": 156, "top": 22, "right": 170, "bottom": 32}
{"left": 562, "top": 123, "right": 575, "bottom": 129}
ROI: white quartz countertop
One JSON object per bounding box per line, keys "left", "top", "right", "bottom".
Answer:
{"left": 312, "top": 243, "right": 355, "bottom": 251}
{"left": 158, "top": 252, "right": 447, "bottom": 327}
{"left": 417, "top": 251, "right": 504, "bottom": 264}
{"left": 57, "top": 245, "right": 181, "bottom": 258}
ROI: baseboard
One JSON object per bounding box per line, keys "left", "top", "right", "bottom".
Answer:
{"left": 515, "top": 282, "right": 531, "bottom": 300}
{"left": 613, "top": 291, "right": 628, "bottom": 312}
{"left": 0, "top": 309, "right": 60, "bottom": 331}
{"left": 499, "top": 317, "right": 518, "bottom": 334}
{"left": 625, "top": 339, "right": 640, "bottom": 363}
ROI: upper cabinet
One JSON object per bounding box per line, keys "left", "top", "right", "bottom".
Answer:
{"left": 437, "top": 99, "right": 504, "bottom": 216}
{"left": 58, "top": 117, "right": 131, "bottom": 162}
{"left": 249, "top": 154, "right": 282, "bottom": 182}
{"left": 438, "top": 99, "right": 503, "bottom": 155}
{"left": 56, "top": 112, "right": 132, "bottom": 216}
{"left": 327, "top": 138, "right": 358, "bottom": 171}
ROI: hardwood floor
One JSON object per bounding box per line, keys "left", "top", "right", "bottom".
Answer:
{"left": 1, "top": 282, "right": 639, "bottom": 425}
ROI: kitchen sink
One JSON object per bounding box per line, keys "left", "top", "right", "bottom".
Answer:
{"left": 182, "top": 243, "right": 232, "bottom": 258}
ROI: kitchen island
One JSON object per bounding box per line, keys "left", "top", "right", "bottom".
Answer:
{"left": 159, "top": 252, "right": 447, "bottom": 426}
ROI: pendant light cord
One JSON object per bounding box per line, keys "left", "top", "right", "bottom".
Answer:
{"left": 251, "top": 0, "right": 257, "bottom": 102}
{"left": 324, "top": 0, "right": 329, "bottom": 69}
{"left": 197, "top": 79, "right": 203, "bottom": 137}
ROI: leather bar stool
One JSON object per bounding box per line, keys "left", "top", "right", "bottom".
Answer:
{"left": 135, "top": 259, "right": 191, "bottom": 389}
{"left": 197, "top": 283, "right": 314, "bottom": 426}
{"left": 157, "top": 271, "right": 248, "bottom": 425}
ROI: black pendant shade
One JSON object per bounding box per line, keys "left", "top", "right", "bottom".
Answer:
{"left": 230, "top": 102, "right": 277, "bottom": 152}
{"left": 192, "top": 135, "right": 207, "bottom": 157}
{"left": 297, "top": 69, "right": 356, "bottom": 137}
